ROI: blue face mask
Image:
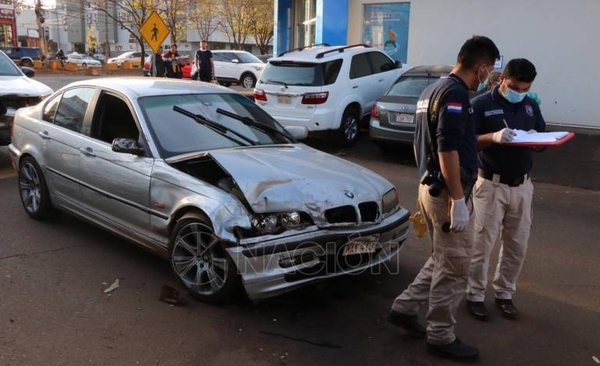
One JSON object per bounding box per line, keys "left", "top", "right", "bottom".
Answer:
{"left": 502, "top": 87, "right": 527, "bottom": 104}
{"left": 476, "top": 66, "right": 491, "bottom": 92}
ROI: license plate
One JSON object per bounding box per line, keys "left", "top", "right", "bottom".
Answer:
{"left": 395, "top": 113, "right": 414, "bottom": 124}
{"left": 342, "top": 234, "right": 380, "bottom": 256}
{"left": 277, "top": 95, "right": 292, "bottom": 105}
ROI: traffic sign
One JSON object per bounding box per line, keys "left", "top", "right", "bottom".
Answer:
{"left": 140, "top": 11, "right": 169, "bottom": 53}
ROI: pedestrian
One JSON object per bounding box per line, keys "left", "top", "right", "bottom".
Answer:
{"left": 162, "top": 43, "right": 184, "bottom": 79}
{"left": 195, "top": 40, "right": 215, "bottom": 83}
{"left": 387, "top": 35, "right": 499, "bottom": 363}
{"left": 465, "top": 58, "right": 545, "bottom": 321}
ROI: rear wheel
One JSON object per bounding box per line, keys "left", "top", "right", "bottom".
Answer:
{"left": 21, "top": 59, "right": 34, "bottom": 67}
{"left": 18, "top": 157, "right": 54, "bottom": 220}
{"left": 170, "top": 212, "right": 239, "bottom": 303}
{"left": 335, "top": 107, "right": 360, "bottom": 147}
{"left": 240, "top": 73, "right": 256, "bottom": 88}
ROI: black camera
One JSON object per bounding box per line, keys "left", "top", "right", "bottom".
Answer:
{"left": 420, "top": 170, "right": 445, "bottom": 197}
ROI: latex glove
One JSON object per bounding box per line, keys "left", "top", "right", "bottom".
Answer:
{"left": 450, "top": 197, "right": 469, "bottom": 232}
{"left": 492, "top": 128, "right": 517, "bottom": 144}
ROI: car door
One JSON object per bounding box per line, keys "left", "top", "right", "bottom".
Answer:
{"left": 38, "top": 87, "right": 95, "bottom": 210}
{"left": 368, "top": 51, "right": 400, "bottom": 97}
{"left": 77, "top": 91, "right": 153, "bottom": 239}
{"left": 215, "top": 52, "right": 235, "bottom": 80}
{"left": 349, "top": 52, "right": 380, "bottom": 116}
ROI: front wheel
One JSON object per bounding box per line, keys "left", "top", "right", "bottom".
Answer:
{"left": 21, "top": 59, "right": 34, "bottom": 67}
{"left": 240, "top": 73, "right": 256, "bottom": 88}
{"left": 82, "top": 63, "right": 87, "bottom": 68}
{"left": 18, "top": 157, "right": 54, "bottom": 220}
{"left": 170, "top": 213, "right": 239, "bottom": 303}
{"left": 334, "top": 107, "right": 360, "bottom": 147}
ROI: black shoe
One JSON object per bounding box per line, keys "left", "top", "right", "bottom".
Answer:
{"left": 387, "top": 309, "right": 426, "bottom": 339}
{"left": 426, "top": 338, "right": 479, "bottom": 362}
{"left": 495, "top": 298, "right": 518, "bottom": 319}
{"left": 466, "top": 300, "right": 489, "bottom": 321}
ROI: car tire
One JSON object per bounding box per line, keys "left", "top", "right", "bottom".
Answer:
{"left": 18, "top": 156, "right": 54, "bottom": 220}
{"left": 82, "top": 63, "right": 87, "bottom": 68}
{"left": 240, "top": 73, "right": 256, "bottom": 88}
{"left": 21, "top": 59, "right": 33, "bottom": 67}
{"left": 335, "top": 107, "right": 360, "bottom": 147}
{"left": 220, "top": 82, "right": 231, "bottom": 87}
{"left": 169, "top": 212, "right": 239, "bottom": 303}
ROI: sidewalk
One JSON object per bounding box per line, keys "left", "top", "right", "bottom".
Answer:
{"left": 532, "top": 125, "right": 600, "bottom": 191}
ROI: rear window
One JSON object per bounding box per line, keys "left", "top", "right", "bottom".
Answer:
{"left": 260, "top": 59, "right": 342, "bottom": 87}
{"left": 387, "top": 76, "right": 441, "bottom": 98}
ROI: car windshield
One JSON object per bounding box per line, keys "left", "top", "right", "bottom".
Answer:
{"left": 139, "top": 93, "right": 293, "bottom": 158}
{"left": 237, "top": 53, "right": 262, "bottom": 63}
{"left": 0, "top": 51, "right": 23, "bottom": 76}
{"left": 260, "top": 62, "right": 322, "bottom": 86}
{"left": 387, "top": 76, "right": 442, "bottom": 98}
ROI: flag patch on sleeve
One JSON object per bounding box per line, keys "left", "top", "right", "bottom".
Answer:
{"left": 447, "top": 103, "right": 462, "bottom": 113}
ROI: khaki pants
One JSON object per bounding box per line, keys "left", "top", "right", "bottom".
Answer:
{"left": 466, "top": 175, "right": 533, "bottom": 302}
{"left": 392, "top": 184, "right": 474, "bottom": 345}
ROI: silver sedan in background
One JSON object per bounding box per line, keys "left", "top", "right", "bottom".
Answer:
{"left": 9, "top": 78, "right": 410, "bottom": 302}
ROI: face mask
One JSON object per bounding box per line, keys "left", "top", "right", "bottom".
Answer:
{"left": 502, "top": 87, "right": 527, "bottom": 103}
{"left": 476, "top": 66, "right": 491, "bottom": 92}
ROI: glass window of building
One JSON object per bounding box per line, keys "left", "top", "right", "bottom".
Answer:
{"left": 295, "top": 0, "right": 316, "bottom": 48}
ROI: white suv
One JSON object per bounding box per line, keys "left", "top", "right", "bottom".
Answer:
{"left": 253, "top": 44, "right": 410, "bottom": 146}
{"left": 192, "top": 50, "right": 265, "bottom": 88}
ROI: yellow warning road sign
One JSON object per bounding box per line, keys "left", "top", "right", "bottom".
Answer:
{"left": 140, "top": 11, "right": 169, "bottom": 53}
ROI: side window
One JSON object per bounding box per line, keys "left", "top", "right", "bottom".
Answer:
{"left": 322, "top": 59, "right": 343, "bottom": 85}
{"left": 350, "top": 53, "right": 373, "bottom": 79}
{"left": 42, "top": 94, "right": 62, "bottom": 123}
{"left": 369, "top": 52, "right": 395, "bottom": 74}
{"left": 212, "top": 53, "right": 223, "bottom": 62}
{"left": 93, "top": 94, "right": 139, "bottom": 144}
{"left": 221, "top": 53, "right": 234, "bottom": 62}
{"left": 54, "top": 88, "right": 95, "bottom": 134}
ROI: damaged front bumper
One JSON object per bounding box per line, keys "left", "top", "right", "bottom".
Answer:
{"left": 226, "top": 207, "right": 410, "bottom": 300}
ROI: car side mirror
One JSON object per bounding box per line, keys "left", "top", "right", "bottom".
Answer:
{"left": 395, "top": 60, "right": 402, "bottom": 69}
{"left": 231, "top": 59, "right": 239, "bottom": 63}
{"left": 284, "top": 126, "right": 308, "bottom": 140}
{"left": 21, "top": 67, "right": 35, "bottom": 77}
{"left": 112, "top": 138, "right": 144, "bottom": 155}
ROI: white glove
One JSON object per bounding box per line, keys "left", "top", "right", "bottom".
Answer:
{"left": 492, "top": 128, "right": 517, "bottom": 144}
{"left": 450, "top": 197, "right": 469, "bottom": 232}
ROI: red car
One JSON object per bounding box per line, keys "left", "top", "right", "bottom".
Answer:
{"left": 143, "top": 55, "right": 192, "bottom": 77}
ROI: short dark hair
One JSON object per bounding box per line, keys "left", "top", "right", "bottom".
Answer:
{"left": 456, "top": 35, "right": 500, "bottom": 69}
{"left": 503, "top": 58, "right": 537, "bottom": 83}
{"left": 170, "top": 43, "right": 177, "bottom": 48}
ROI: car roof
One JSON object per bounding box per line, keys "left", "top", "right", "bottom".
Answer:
{"left": 212, "top": 50, "right": 250, "bottom": 54}
{"left": 273, "top": 44, "right": 371, "bottom": 62}
{"left": 403, "top": 64, "right": 454, "bottom": 77}
{"left": 63, "top": 77, "right": 236, "bottom": 98}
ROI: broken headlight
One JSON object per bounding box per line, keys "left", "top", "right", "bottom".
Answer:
{"left": 251, "top": 211, "right": 309, "bottom": 234}
{"left": 382, "top": 188, "right": 399, "bottom": 215}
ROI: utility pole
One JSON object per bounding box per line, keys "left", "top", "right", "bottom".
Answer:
{"left": 34, "top": 0, "right": 47, "bottom": 56}
{"left": 104, "top": 0, "right": 109, "bottom": 57}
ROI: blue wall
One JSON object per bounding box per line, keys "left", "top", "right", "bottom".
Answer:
{"left": 320, "top": 0, "right": 348, "bottom": 46}
{"left": 275, "top": 0, "right": 293, "bottom": 56}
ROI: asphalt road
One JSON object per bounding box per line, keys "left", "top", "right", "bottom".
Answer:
{"left": 1, "top": 76, "right": 599, "bottom": 366}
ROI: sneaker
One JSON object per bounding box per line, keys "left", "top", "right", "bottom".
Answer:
{"left": 387, "top": 309, "right": 426, "bottom": 339}
{"left": 466, "top": 300, "right": 490, "bottom": 321}
{"left": 426, "top": 338, "right": 479, "bottom": 362}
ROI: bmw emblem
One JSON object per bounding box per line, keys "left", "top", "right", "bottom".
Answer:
{"left": 344, "top": 190, "right": 355, "bottom": 199}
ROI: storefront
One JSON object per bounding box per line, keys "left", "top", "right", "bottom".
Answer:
{"left": 0, "top": 0, "right": 17, "bottom": 47}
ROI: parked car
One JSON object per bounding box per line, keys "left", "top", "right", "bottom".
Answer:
{"left": 254, "top": 44, "right": 410, "bottom": 146}
{"left": 92, "top": 53, "right": 106, "bottom": 64}
{"left": 8, "top": 77, "right": 410, "bottom": 302}
{"left": 0, "top": 50, "right": 53, "bottom": 146}
{"left": 185, "top": 50, "right": 265, "bottom": 88}
{"left": 65, "top": 53, "right": 102, "bottom": 67}
{"left": 107, "top": 51, "right": 149, "bottom": 67}
{"left": 369, "top": 65, "right": 453, "bottom": 149}
{"left": 256, "top": 54, "right": 272, "bottom": 63}
{"left": 0, "top": 46, "right": 45, "bottom": 67}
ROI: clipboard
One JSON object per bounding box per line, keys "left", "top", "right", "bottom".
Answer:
{"left": 504, "top": 130, "right": 575, "bottom": 147}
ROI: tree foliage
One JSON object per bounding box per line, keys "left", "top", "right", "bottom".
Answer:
{"left": 248, "top": 1, "right": 273, "bottom": 54}
{"left": 188, "top": 0, "right": 221, "bottom": 42}
{"left": 159, "top": 0, "right": 188, "bottom": 44}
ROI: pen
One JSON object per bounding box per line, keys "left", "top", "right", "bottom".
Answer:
{"left": 503, "top": 119, "right": 509, "bottom": 129}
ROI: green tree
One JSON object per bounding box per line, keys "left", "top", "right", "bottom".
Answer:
{"left": 248, "top": 0, "right": 273, "bottom": 54}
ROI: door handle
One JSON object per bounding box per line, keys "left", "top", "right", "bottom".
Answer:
{"left": 38, "top": 131, "right": 51, "bottom": 140}
{"left": 79, "top": 147, "right": 96, "bottom": 157}
{"left": 352, "top": 85, "right": 358, "bottom": 89}
{"left": 378, "top": 78, "right": 385, "bottom": 82}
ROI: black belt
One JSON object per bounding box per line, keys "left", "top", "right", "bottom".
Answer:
{"left": 478, "top": 169, "right": 529, "bottom": 187}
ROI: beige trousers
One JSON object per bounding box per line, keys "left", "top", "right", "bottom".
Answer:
{"left": 466, "top": 175, "right": 533, "bottom": 302}
{"left": 392, "top": 184, "right": 474, "bottom": 345}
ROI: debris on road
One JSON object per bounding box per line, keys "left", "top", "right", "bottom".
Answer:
{"left": 103, "top": 279, "right": 120, "bottom": 294}
{"left": 592, "top": 355, "right": 599, "bottom": 364}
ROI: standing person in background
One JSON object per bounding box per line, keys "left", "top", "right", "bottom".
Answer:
{"left": 466, "top": 58, "right": 545, "bottom": 321}
{"left": 162, "top": 44, "right": 184, "bottom": 79}
{"left": 195, "top": 40, "right": 215, "bottom": 83}
{"left": 387, "top": 35, "right": 500, "bottom": 363}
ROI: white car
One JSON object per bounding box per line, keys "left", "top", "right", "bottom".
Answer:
{"left": 65, "top": 53, "right": 102, "bottom": 67}
{"left": 107, "top": 51, "right": 150, "bottom": 67}
{"left": 254, "top": 44, "right": 411, "bottom": 146}
{"left": 190, "top": 50, "right": 265, "bottom": 88}
{"left": 0, "top": 50, "right": 53, "bottom": 145}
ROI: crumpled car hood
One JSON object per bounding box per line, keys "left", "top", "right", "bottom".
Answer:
{"left": 207, "top": 145, "right": 392, "bottom": 214}
{"left": 0, "top": 75, "right": 53, "bottom": 97}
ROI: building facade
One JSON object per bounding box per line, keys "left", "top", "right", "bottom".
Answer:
{"left": 274, "top": 0, "right": 600, "bottom": 129}
{"left": 0, "top": 0, "right": 16, "bottom": 47}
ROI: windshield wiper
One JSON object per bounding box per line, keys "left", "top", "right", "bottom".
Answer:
{"left": 265, "top": 79, "right": 288, "bottom": 88}
{"left": 215, "top": 108, "right": 296, "bottom": 143}
{"left": 173, "top": 106, "right": 257, "bottom": 146}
